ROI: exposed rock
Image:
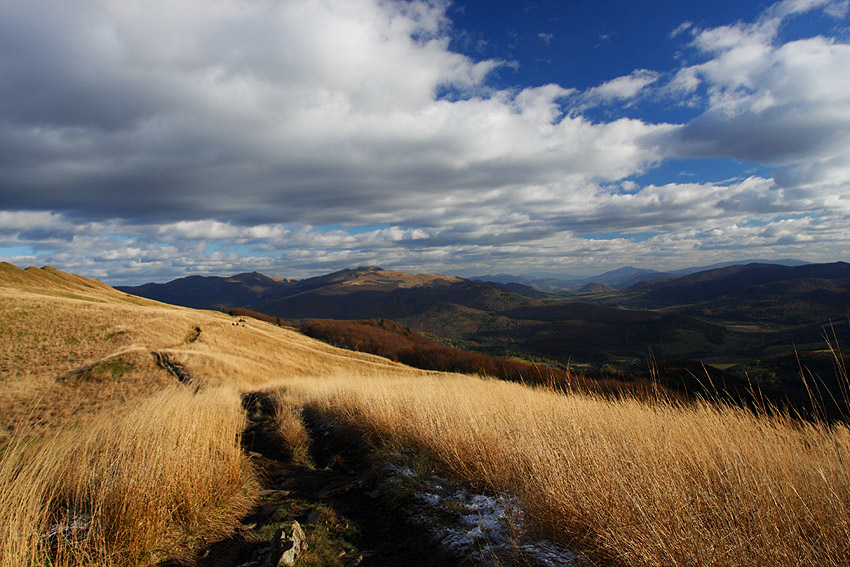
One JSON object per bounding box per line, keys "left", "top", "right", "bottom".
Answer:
{"left": 263, "top": 521, "right": 308, "bottom": 567}
{"left": 281, "top": 521, "right": 308, "bottom": 566}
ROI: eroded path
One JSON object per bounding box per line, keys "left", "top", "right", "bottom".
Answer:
{"left": 181, "top": 392, "right": 450, "bottom": 567}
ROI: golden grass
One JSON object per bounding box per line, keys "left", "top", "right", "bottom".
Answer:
{"left": 0, "top": 386, "right": 257, "bottom": 566}
{"left": 4, "top": 263, "right": 850, "bottom": 566}
{"left": 271, "top": 392, "right": 314, "bottom": 466}
{"left": 277, "top": 372, "right": 850, "bottom": 567}
{"left": 169, "top": 314, "right": 413, "bottom": 391}
{"left": 0, "top": 264, "right": 417, "bottom": 565}
{"left": 0, "top": 263, "right": 404, "bottom": 441}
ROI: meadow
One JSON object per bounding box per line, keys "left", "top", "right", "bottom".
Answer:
{"left": 276, "top": 373, "right": 850, "bottom": 566}
{"left": 1, "top": 263, "right": 848, "bottom": 566}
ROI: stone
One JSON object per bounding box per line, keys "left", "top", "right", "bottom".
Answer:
{"left": 280, "top": 520, "right": 308, "bottom": 566}
{"left": 263, "top": 521, "right": 308, "bottom": 567}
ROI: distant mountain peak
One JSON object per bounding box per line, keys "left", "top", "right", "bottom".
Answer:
{"left": 326, "top": 267, "right": 461, "bottom": 289}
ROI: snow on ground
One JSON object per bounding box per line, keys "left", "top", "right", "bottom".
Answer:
{"left": 313, "top": 415, "right": 586, "bottom": 565}
{"left": 381, "top": 455, "right": 587, "bottom": 566}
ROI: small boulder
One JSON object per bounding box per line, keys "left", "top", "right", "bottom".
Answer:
{"left": 264, "top": 521, "right": 308, "bottom": 567}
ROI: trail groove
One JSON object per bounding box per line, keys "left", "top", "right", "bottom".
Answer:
{"left": 177, "top": 392, "right": 448, "bottom": 567}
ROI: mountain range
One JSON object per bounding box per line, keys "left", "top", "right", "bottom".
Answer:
{"left": 117, "top": 261, "right": 850, "bottom": 372}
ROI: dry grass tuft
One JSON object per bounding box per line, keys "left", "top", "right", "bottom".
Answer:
{"left": 271, "top": 392, "right": 314, "bottom": 466}
{"left": 0, "top": 386, "right": 258, "bottom": 566}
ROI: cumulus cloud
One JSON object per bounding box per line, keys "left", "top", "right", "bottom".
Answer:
{"left": 665, "top": 0, "right": 850, "bottom": 192}
{"left": 0, "top": 0, "right": 667, "bottom": 227}
{"left": 1, "top": 0, "right": 849, "bottom": 282}
{"left": 578, "top": 69, "right": 661, "bottom": 109}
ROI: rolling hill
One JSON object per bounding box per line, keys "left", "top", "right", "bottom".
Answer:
{"left": 627, "top": 261, "right": 850, "bottom": 326}
{"left": 120, "top": 265, "right": 742, "bottom": 365}
{"left": 0, "top": 262, "right": 408, "bottom": 441}
{"left": 115, "top": 270, "right": 292, "bottom": 310}
{"left": 3, "top": 263, "right": 850, "bottom": 567}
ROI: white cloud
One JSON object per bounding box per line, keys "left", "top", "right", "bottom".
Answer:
{"left": 768, "top": 0, "right": 849, "bottom": 19}
{"left": 591, "top": 70, "right": 661, "bottom": 100}
{"left": 0, "top": 0, "right": 669, "bottom": 225}
{"left": 663, "top": 1, "right": 850, "bottom": 198}
{"left": 577, "top": 70, "right": 660, "bottom": 110}
{"left": 1, "top": 0, "right": 848, "bottom": 282}
{"left": 670, "top": 21, "right": 693, "bottom": 39}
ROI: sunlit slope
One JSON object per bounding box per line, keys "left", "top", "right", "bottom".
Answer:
{"left": 3, "top": 264, "right": 850, "bottom": 567}
{"left": 0, "top": 263, "right": 422, "bottom": 441}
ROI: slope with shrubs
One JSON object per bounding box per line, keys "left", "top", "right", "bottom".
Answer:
{"left": 297, "top": 317, "right": 666, "bottom": 399}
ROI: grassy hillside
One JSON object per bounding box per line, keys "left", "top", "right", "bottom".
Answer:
{"left": 0, "top": 263, "right": 407, "bottom": 441}
{"left": 3, "top": 263, "right": 850, "bottom": 566}
{"left": 282, "top": 371, "right": 850, "bottom": 567}
{"left": 0, "top": 263, "right": 422, "bottom": 566}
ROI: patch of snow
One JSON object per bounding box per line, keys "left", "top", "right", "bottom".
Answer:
{"left": 519, "top": 541, "right": 586, "bottom": 567}
{"left": 420, "top": 492, "right": 442, "bottom": 506}
{"left": 385, "top": 462, "right": 417, "bottom": 478}
{"left": 41, "top": 513, "right": 91, "bottom": 552}
{"left": 379, "top": 453, "right": 587, "bottom": 566}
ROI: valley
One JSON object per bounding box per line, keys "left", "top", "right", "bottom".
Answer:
{"left": 118, "top": 261, "right": 850, "bottom": 417}
{"left": 6, "top": 1, "right": 849, "bottom": 565}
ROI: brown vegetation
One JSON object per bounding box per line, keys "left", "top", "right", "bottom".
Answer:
{"left": 3, "top": 263, "right": 850, "bottom": 567}
{"left": 0, "top": 386, "right": 257, "bottom": 566}
{"left": 278, "top": 371, "right": 850, "bottom": 567}
{"left": 298, "top": 318, "right": 666, "bottom": 399}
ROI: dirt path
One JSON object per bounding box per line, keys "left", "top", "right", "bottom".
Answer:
{"left": 177, "top": 392, "right": 451, "bottom": 567}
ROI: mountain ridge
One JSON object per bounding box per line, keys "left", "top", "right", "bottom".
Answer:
{"left": 470, "top": 258, "right": 810, "bottom": 291}
{"left": 105, "top": 260, "right": 850, "bottom": 368}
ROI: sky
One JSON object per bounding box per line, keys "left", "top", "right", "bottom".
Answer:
{"left": 1, "top": 0, "right": 849, "bottom": 284}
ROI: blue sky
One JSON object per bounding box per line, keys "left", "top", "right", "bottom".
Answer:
{"left": 1, "top": 0, "right": 849, "bottom": 284}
